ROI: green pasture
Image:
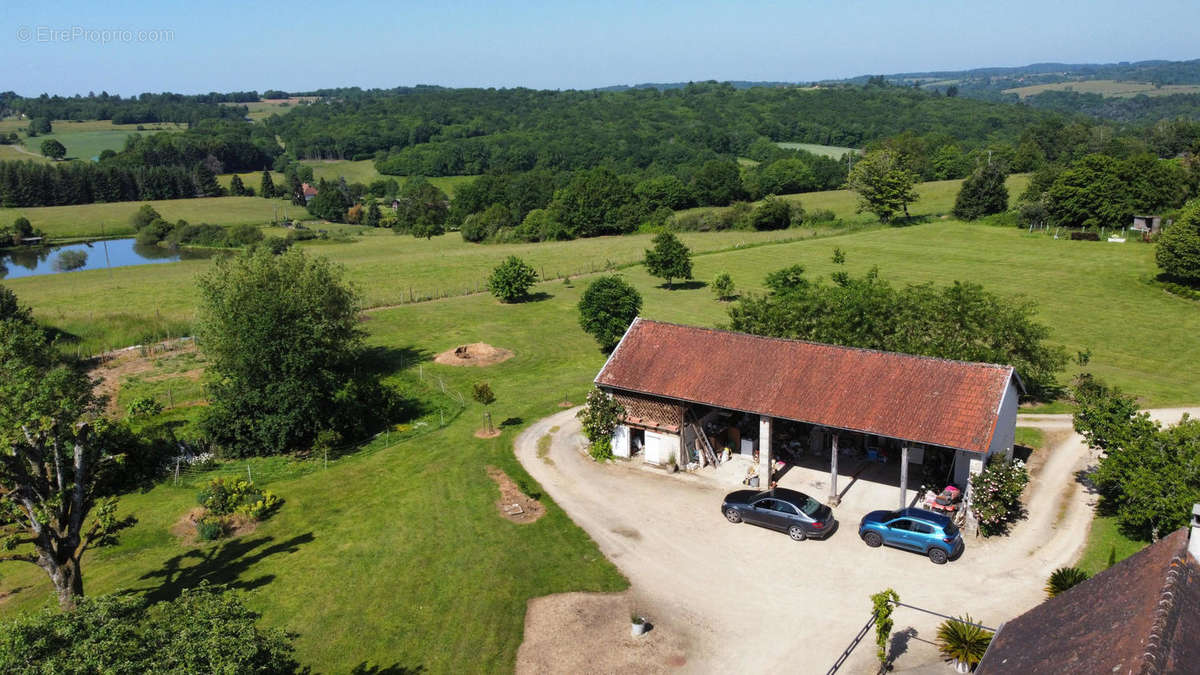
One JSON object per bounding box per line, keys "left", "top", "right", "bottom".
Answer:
{"left": 300, "top": 159, "right": 477, "bottom": 197}
{"left": 0, "top": 196, "right": 296, "bottom": 239}
{"left": 217, "top": 170, "right": 287, "bottom": 192}
{"left": 775, "top": 141, "right": 860, "bottom": 158}
{"left": 677, "top": 174, "right": 1031, "bottom": 225}
{"left": 0, "top": 145, "right": 49, "bottom": 163}
{"left": 11, "top": 121, "right": 185, "bottom": 161}
{"left": 1003, "top": 79, "right": 1200, "bottom": 99}
{"left": 3, "top": 211, "right": 1199, "bottom": 670}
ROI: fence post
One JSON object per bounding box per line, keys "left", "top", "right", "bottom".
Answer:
{"left": 175, "top": 458, "right": 181, "bottom": 486}
{"left": 247, "top": 462, "right": 252, "bottom": 483}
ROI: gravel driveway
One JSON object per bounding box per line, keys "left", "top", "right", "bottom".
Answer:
{"left": 513, "top": 407, "right": 1198, "bottom": 674}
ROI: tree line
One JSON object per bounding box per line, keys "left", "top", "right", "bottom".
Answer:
{"left": 0, "top": 160, "right": 224, "bottom": 207}
{"left": 0, "top": 90, "right": 257, "bottom": 125}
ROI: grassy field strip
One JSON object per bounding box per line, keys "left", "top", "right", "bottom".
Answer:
{"left": 299, "top": 159, "right": 477, "bottom": 197}
{"left": 775, "top": 141, "right": 860, "bottom": 157}
{"left": 0, "top": 196, "right": 299, "bottom": 239}
{"left": 1003, "top": 79, "right": 1200, "bottom": 98}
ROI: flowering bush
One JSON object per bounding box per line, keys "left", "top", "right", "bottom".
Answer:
{"left": 969, "top": 457, "right": 1029, "bottom": 536}
{"left": 194, "top": 478, "right": 280, "bottom": 540}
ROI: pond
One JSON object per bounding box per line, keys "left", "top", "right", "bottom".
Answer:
{"left": 0, "top": 239, "right": 214, "bottom": 280}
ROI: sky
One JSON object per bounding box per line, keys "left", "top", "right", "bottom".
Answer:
{"left": 1, "top": 0, "right": 1197, "bottom": 96}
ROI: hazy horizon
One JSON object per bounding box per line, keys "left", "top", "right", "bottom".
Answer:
{"left": 1, "top": 0, "right": 1198, "bottom": 97}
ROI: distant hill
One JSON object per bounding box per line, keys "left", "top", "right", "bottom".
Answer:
{"left": 594, "top": 80, "right": 804, "bottom": 92}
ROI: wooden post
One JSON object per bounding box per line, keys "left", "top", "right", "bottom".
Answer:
{"left": 829, "top": 432, "right": 841, "bottom": 506}
{"left": 899, "top": 445, "right": 910, "bottom": 510}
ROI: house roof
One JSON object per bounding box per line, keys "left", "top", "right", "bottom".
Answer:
{"left": 301, "top": 182, "right": 318, "bottom": 197}
{"left": 977, "top": 527, "right": 1200, "bottom": 674}
{"left": 594, "top": 319, "right": 1017, "bottom": 454}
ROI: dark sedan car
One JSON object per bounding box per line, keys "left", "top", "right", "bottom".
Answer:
{"left": 722, "top": 488, "right": 837, "bottom": 541}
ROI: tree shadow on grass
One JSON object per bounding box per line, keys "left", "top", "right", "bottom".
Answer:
{"left": 360, "top": 346, "right": 431, "bottom": 378}
{"left": 350, "top": 663, "right": 425, "bottom": 675}
{"left": 660, "top": 280, "right": 707, "bottom": 291}
{"left": 516, "top": 291, "right": 553, "bottom": 303}
{"left": 132, "top": 532, "right": 315, "bottom": 605}
{"left": 499, "top": 416, "right": 523, "bottom": 428}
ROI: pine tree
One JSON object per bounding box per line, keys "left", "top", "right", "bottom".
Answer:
{"left": 953, "top": 162, "right": 1009, "bottom": 220}
{"left": 229, "top": 174, "right": 246, "bottom": 196}
{"left": 260, "top": 170, "right": 276, "bottom": 198}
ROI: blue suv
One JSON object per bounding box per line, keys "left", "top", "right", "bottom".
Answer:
{"left": 858, "top": 507, "right": 964, "bottom": 564}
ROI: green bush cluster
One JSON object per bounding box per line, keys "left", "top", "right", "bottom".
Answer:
{"left": 132, "top": 205, "right": 263, "bottom": 250}
{"left": 195, "top": 477, "right": 280, "bottom": 540}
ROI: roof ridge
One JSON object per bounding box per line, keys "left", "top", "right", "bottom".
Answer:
{"left": 1138, "top": 552, "right": 1193, "bottom": 674}
{"left": 634, "top": 318, "right": 1016, "bottom": 372}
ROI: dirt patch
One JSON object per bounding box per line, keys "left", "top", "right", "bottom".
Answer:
{"left": 145, "top": 367, "right": 203, "bottom": 383}
{"left": 486, "top": 466, "right": 545, "bottom": 523}
{"left": 516, "top": 591, "right": 690, "bottom": 674}
{"left": 474, "top": 428, "right": 503, "bottom": 439}
{"left": 88, "top": 341, "right": 200, "bottom": 415}
{"left": 434, "top": 342, "right": 514, "bottom": 367}
{"left": 170, "top": 506, "right": 258, "bottom": 546}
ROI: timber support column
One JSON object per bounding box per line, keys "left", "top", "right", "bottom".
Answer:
{"left": 829, "top": 432, "right": 841, "bottom": 506}
{"left": 758, "top": 415, "right": 773, "bottom": 489}
{"left": 899, "top": 445, "right": 910, "bottom": 510}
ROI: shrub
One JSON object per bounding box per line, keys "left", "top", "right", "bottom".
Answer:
{"left": 935, "top": 615, "right": 993, "bottom": 668}
{"left": 577, "top": 387, "right": 624, "bottom": 462}
{"left": 487, "top": 255, "right": 539, "bottom": 302}
{"left": 711, "top": 272, "right": 736, "bottom": 301}
{"left": 197, "top": 478, "right": 261, "bottom": 516}
{"left": 969, "top": 456, "right": 1029, "bottom": 536}
{"left": 750, "top": 194, "right": 792, "bottom": 230}
{"left": 131, "top": 204, "right": 162, "bottom": 230}
{"left": 225, "top": 224, "right": 263, "bottom": 247}
{"left": 803, "top": 208, "right": 837, "bottom": 225}
{"left": 127, "top": 396, "right": 164, "bottom": 417}
{"left": 195, "top": 515, "right": 225, "bottom": 541}
{"left": 1045, "top": 566, "right": 1090, "bottom": 597}
{"left": 1156, "top": 199, "right": 1200, "bottom": 285}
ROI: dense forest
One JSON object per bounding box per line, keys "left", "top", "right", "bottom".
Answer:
{"left": 0, "top": 91, "right": 256, "bottom": 125}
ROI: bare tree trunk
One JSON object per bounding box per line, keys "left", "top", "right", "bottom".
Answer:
{"left": 39, "top": 554, "right": 83, "bottom": 610}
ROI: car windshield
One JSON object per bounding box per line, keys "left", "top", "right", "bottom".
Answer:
{"left": 796, "top": 495, "right": 822, "bottom": 517}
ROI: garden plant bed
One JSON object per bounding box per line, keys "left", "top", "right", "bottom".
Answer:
{"left": 170, "top": 506, "right": 258, "bottom": 546}
{"left": 486, "top": 466, "right": 545, "bottom": 523}
{"left": 435, "top": 342, "right": 514, "bottom": 367}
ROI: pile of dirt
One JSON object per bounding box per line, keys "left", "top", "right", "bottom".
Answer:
{"left": 434, "top": 342, "right": 514, "bottom": 367}
{"left": 486, "top": 466, "right": 545, "bottom": 524}
{"left": 516, "top": 591, "right": 690, "bottom": 674}
{"left": 171, "top": 506, "right": 257, "bottom": 547}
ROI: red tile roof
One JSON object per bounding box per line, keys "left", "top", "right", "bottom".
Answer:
{"left": 977, "top": 528, "right": 1200, "bottom": 674}
{"left": 594, "top": 319, "right": 1016, "bottom": 454}
{"left": 301, "top": 182, "right": 318, "bottom": 197}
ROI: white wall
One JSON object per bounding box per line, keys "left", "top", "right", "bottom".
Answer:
{"left": 988, "top": 378, "right": 1020, "bottom": 462}
{"left": 644, "top": 431, "right": 680, "bottom": 466}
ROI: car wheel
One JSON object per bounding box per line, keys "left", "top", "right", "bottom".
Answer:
{"left": 724, "top": 508, "right": 743, "bottom": 524}
{"left": 862, "top": 531, "right": 883, "bottom": 548}
{"left": 788, "top": 525, "right": 807, "bottom": 541}
{"left": 928, "top": 547, "right": 949, "bottom": 565}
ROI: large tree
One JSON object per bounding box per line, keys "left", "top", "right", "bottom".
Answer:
{"left": 1157, "top": 198, "right": 1200, "bottom": 285}
{"left": 643, "top": 231, "right": 693, "bottom": 289}
{"left": 260, "top": 170, "right": 277, "bottom": 199}
{"left": 846, "top": 149, "right": 919, "bottom": 223}
{"left": 728, "top": 263, "right": 1068, "bottom": 398}
{"left": 0, "top": 311, "right": 134, "bottom": 609}
{"left": 39, "top": 139, "right": 66, "bottom": 160}
{"left": 393, "top": 177, "right": 449, "bottom": 239}
{"left": 197, "top": 248, "right": 392, "bottom": 455}
{"left": 578, "top": 276, "right": 642, "bottom": 351}
{"left": 952, "top": 161, "right": 1009, "bottom": 220}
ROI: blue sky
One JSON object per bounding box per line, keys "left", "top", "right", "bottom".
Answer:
{"left": 1, "top": 0, "right": 1196, "bottom": 96}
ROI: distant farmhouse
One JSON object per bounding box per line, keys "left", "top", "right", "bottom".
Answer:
{"left": 301, "top": 182, "right": 318, "bottom": 204}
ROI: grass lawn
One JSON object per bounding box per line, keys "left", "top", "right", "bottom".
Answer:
{"left": 216, "top": 170, "right": 287, "bottom": 192}
{"left": 0, "top": 196, "right": 297, "bottom": 239}
{"left": 5, "top": 211, "right": 1199, "bottom": 401}
{"left": 676, "top": 174, "right": 1031, "bottom": 225}
{"left": 15, "top": 122, "right": 185, "bottom": 162}
{"left": 1014, "top": 427, "right": 1045, "bottom": 450}
{"left": 4, "top": 211, "right": 1200, "bottom": 670}
{"left": 0, "top": 145, "right": 50, "bottom": 163}
{"left": 776, "top": 141, "right": 860, "bottom": 157}
{"left": 0, "top": 284, "right": 631, "bottom": 672}
{"left": 1075, "top": 515, "right": 1147, "bottom": 575}
{"left": 300, "top": 159, "right": 477, "bottom": 197}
